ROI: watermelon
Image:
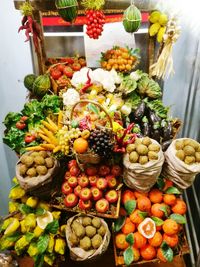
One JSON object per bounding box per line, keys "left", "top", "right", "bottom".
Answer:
{"left": 123, "top": 4, "right": 142, "bottom": 33}
{"left": 55, "top": 0, "right": 78, "bottom": 23}
{"left": 32, "top": 74, "right": 51, "bottom": 96}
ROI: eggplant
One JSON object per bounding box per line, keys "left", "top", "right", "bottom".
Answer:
{"left": 142, "top": 122, "right": 151, "bottom": 136}
{"left": 151, "top": 128, "right": 161, "bottom": 142}
{"left": 133, "top": 101, "right": 146, "bottom": 122}
{"left": 162, "top": 121, "right": 173, "bottom": 141}
{"left": 162, "top": 139, "right": 172, "bottom": 151}
{"left": 148, "top": 110, "right": 161, "bottom": 125}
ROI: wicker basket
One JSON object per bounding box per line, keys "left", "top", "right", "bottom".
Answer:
{"left": 70, "top": 100, "right": 113, "bottom": 165}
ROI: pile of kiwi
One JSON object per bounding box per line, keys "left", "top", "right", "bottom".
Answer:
{"left": 19, "top": 151, "right": 55, "bottom": 178}
{"left": 126, "top": 137, "right": 160, "bottom": 165}
{"left": 175, "top": 139, "right": 200, "bottom": 164}
{"left": 69, "top": 216, "right": 106, "bottom": 251}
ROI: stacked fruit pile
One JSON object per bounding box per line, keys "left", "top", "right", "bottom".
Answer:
{"left": 60, "top": 160, "right": 122, "bottom": 216}
{"left": 114, "top": 179, "right": 187, "bottom": 265}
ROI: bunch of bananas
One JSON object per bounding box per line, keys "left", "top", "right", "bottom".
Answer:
{"left": 0, "top": 178, "right": 67, "bottom": 266}
{"left": 149, "top": 10, "right": 168, "bottom": 43}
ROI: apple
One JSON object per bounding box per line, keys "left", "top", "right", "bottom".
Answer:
{"left": 95, "top": 198, "right": 109, "bottom": 213}
{"left": 78, "top": 175, "right": 89, "bottom": 188}
{"left": 61, "top": 182, "right": 73, "bottom": 195}
{"left": 68, "top": 159, "right": 77, "bottom": 170}
{"left": 85, "top": 166, "right": 98, "bottom": 176}
{"left": 64, "top": 171, "right": 71, "bottom": 180}
{"left": 96, "top": 178, "right": 108, "bottom": 190}
{"left": 91, "top": 187, "right": 103, "bottom": 201}
{"left": 68, "top": 176, "right": 78, "bottom": 188}
{"left": 79, "top": 188, "right": 92, "bottom": 201}
{"left": 74, "top": 185, "right": 82, "bottom": 197}
{"left": 106, "top": 175, "right": 117, "bottom": 188}
{"left": 105, "top": 190, "right": 118, "bottom": 203}
{"left": 79, "top": 199, "right": 92, "bottom": 210}
{"left": 98, "top": 165, "right": 110, "bottom": 176}
{"left": 111, "top": 165, "right": 122, "bottom": 177}
{"left": 64, "top": 193, "right": 78, "bottom": 208}
{"left": 69, "top": 166, "right": 80, "bottom": 176}
{"left": 89, "top": 176, "right": 97, "bottom": 187}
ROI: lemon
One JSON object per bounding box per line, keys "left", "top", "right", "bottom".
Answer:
{"left": 157, "top": 26, "right": 166, "bottom": 43}
{"left": 149, "top": 11, "right": 161, "bottom": 23}
{"left": 159, "top": 13, "right": 168, "bottom": 26}
{"left": 4, "top": 218, "right": 20, "bottom": 236}
{"left": 36, "top": 211, "right": 53, "bottom": 229}
{"left": 52, "top": 211, "right": 61, "bottom": 220}
{"left": 26, "top": 196, "right": 38, "bottom": 208}
{"left": 8, "top": 201, "right": 19, "bottom": 213}
{"left": 149, "top": 23, "right": 161, "bottom": 37}
{"left": 33, "top": 226, "right": 44, "bottom": 237}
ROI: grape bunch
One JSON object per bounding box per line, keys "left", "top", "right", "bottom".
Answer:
{"left": 58, "top": 126, "right": 82, "bottom": 155}
{"left": 85, "top": 10, "right": 105, "bottom": 39}
{"left": 88, "top": 129, "right": 113, "bottom": 158}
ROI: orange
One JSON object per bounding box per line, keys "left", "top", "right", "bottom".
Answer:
{"left": 115, "top": 233, "right": 129, "bottom": 250}
{"left": 157, "top": 247, "right": 167, "bottom": 262}
{"left": 140, "top": 244, "right": 156, "bottom": 260}
{"left": 163, "top": 194, "right": 177, "bottom": 206}
{"left": 121, "top": 218, "right": 135, "bottom": 234}
{"left": 131, "top": 247, "right": 140, "bottom": 262}
{"left": 162, "top": 219, "right": 179, "bottom": 235}
{"left": 163, "top": 233, "right": 179, "bottom": 247}
{"left": 151, "top": 203, "right": 164, "bottom": 218}
{"left": 122, "top": 190, "right": 135, "bottom": 205}
{"left": 130, "top": 209, "right": 144, "bottom": 224}
{"left": 171, "top": 199, "right": 187, "bottom": 215}
{"left": 134, "top": 191, "right": 148, "bottom": 199}
{"left": 148, "top": 232, "right": 163, "bottom": 247}
{"left": 163, "top": 179, "right": 173, "bottom": 191}
{"left": 73, "top": 138, "right": 88, "bottom": 154}
{"left": 149, "top": 189, "right": 163, "bottom": 204}
{"left": 137, "top": 197, "right": 151, "bottom": 212}
{"left": 133, "top": 232, "right": 147, "bottom": 249}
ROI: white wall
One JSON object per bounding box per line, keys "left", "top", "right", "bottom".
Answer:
{"left": 0, "top": 1, "right": 33, "bottom": 215}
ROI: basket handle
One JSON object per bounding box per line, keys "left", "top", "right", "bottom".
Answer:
{"left": 70, "top": 100, "right": 113, "bottom": 129}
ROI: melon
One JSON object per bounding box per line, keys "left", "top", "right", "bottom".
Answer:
{"left": 32, "top": 74, "right": 51, "bottom": 96}
{"left": 123, "top": 4, "right": 142, "bottom": 33}
{"left": 55, "top": 0, "right": 78, "bottom": 23}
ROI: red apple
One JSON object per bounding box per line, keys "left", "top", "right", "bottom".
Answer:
{"left": 79, "top": 188, "right": 92, "bottom": 201}
{"left": 62, "top": 182, "right": 73, "bottom": 195}
{"left": 105, "top": 190, "right": 118, "bottom": 203}
{"left": 85, "top": 166, "right": 98, "bottom": 176}
{"left": 98, "top": 165, "right": 110, "bottom": 176}
{"left": 89, "top": 176, "right": 97, "bottom": 187}
{"left": 78, "top": 175, "right": 89, "bottom": 188}
{"left": 64, "top": 193, "right": 78, "bottom": 208}
{"left": 95, "top": 198, "right": 109, "bottom": 213}
{"left": 64, "top": 171, "right": 71, "bottom": 180}
{"left": 68, "top": 159, "right": 77, "bottom": 170}
{"left": 96, "top": 178, "right": 108, "bottom": 190}
{"left": 91, "top": 187, "right": 103, "bottom": 201}
{"left": 79, "top": 199, "right": 92, "bottom": 210}
{"left": 69, "top": 166, "right": 80, "bottom": 176}
{"left": 68, "top": 176, "right": 78, "bottom": 188}
{"left": 106, "top": 175, "right": 117, "bottom": 188}
{"left": 74, "top": 185, "right": 82, "bottom": 197}
{"left": 111, "top": 165, "right": 122, "bottom": 177}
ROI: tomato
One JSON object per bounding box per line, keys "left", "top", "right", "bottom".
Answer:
{"left": 25, "top": 134, "right": 36, "bottom": 143}
{"left": 51, "top": 69, "right": 62, "bottom": 80}
{"left": 63, "top": 66, "right": 73, "bottom": 78}
{"left": 57, "top": 64, "right": 65, "bottom": 72}
{"left": 72, "top": 63, "right": 81, "bottom": 71}
{"left": 57, "top": 75, "right": 70, "bottom": 86}
{"left": 16, "top": 121, "right": 26, "bottom": 130}
{"left": 78, "top": 58, "right": 86, "bottom": 67}
{"left": 60, "top": 57, "right": 74, "bottom": 64}
{"left": 68, "top": 159, "right": 78, "bottom": 170}
{"left": 21, "top": 116, "right": 28, "bottom": 121}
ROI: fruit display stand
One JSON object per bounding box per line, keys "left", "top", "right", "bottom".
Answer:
{"left": 1, "top": 1, "right": 198, "bottom": 267}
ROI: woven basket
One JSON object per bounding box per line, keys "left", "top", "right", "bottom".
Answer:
{"left": 70, "top": 100, "right": 113, "bottom": 164}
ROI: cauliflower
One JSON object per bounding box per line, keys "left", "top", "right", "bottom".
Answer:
{"left": 71, "top": 67, "right": 92, "bottom": 87}
{"left": 62, "top": 88, "right": 80, "bottom": 106}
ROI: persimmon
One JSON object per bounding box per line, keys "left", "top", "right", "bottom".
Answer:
{"left": 162, "top": 219, "right": 179, "bottom": 235}
{"left": 149, "top": 189, "right": 163, "bottom": 203}
{"left": 121, "top": 218, "right": 135, "bottom": 234}
{"left": 133, "top": 232, "right": 147, "bottom": 249}
{"left": 134, "top": 191, "right": 148, "bottom": 199}
{"left": 163, "top": 233, "right": 179, "bottom": 247}
{"left": 115, "top": 233, "right": 129, "bottom": 250}
{"left": 171, "top": 199, "right": 187, "bottom": 215}
{"left": 137, "top": 196, "right": 151, "bottom": 212}
{"left": 163, "top": 179, "right": 173, "bottom": 191}
{"left": 131, "top": 247, "right": 140, "bottom": 262}
{"left": 140, "top": 244, "right": 156, "bottom": 260}
{"left": 130, "top": 209, "right": 144, "bottom": 224}
{"left": 157, "top": 248, "right": 167, "bottom": 262}
{"left": 163, "top": 194, "right": 177, "bottom": 206}
{"left": 122, "top": 190, "right": 135, "bottom": 204}
{"left": 151, "top": 203, "right": 164, "bottom": 218}
{"left": 148, "top": 232, "right": 163, "bottom": 247}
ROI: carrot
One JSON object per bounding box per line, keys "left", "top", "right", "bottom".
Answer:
{"left": 40, "top": 128, "right": 58, "bottom": 145}
{"left": 26, "top": 146, "right": 46, "bottom": 151}
{"left": 46, "top": 118, "right": 59, "bottom": 131}
{"left": 41, "top": 144, "right": 56, "bottom": 150}
{"left": 41, "top": 120, "right": 58, "bottom": 133}
{"left": 57, "top": 111, "right": 63, "bottom": 129}
{"left": 53, "top": 146, "right": 62, "bottom": 153}
{"left": 38, "top": 133, "right": 52, "bottom": 144}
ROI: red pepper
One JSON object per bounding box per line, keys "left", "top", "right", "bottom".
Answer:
{"left": 25, "top": 134, "right": 36, "bottom": 143}
{"left": 80, "top": 70, "right": 93, "bottom": 94}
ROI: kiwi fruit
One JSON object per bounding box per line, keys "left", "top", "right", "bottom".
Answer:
{"left": 36, "top": 166, "right": 48, "bottom": 175}
{"left": 183, "top": 146, "right": 195, "bottom": 156}
{"left": 92, "top": 217, "right": 101, "bottom": 229}
{"left": 19, "top": 164, "right": 28, "bottom": 176}
{"left": 139, "top": 156, "right": 148, "bottom": 165}
{"left": 80, "top": 236, "right": 91, "bottom": 251}
{"left": 176, "top": 150, "right": 185, "bottom": 161}
{"left": 45, "top": 158, "right": 54, "bottom": 168}
{"left": 175, "top": 140, "right": 184, "bottom": 150}
{"left": 134, "top": 139, "right": 142, "bottom": 146}
{"left": 38, "top": 151, "right": 48, "bottom": 158}
{"left": 184, "top": 156, "right": 195, "bottom": 165}
{"left": 136, "top": 144, "right": 148, "bottom": 155}
{"left": 195, "top": 152, "right": 200, "bottom": 163}
{"left": 126, "top": 144, "right": 136, "bottom": 153}
{"left": 92, "top": 234, "right": 102, "bottom": 249}
{"left": 142, "top": 137, "right": 152, "bottom": 147}
{"left": 148, "top": 151, "right": 158, "bottom": 160}
{"left": 34, "top": 156, "right": 45, "bottom": 165}
{"left": 85, "top": 226, "right": 96, "bottom": 238}
{"left": 23, "top": 156, "right": 34, "bottom": 167}
{"left": 148, "top": 144, "right": 160, "bottom": 152}
{"left": 129, "top": 151, "right": 139, "bottom": 163}
{"left": 26, "top": 167, "right": 37, "bottom": 177}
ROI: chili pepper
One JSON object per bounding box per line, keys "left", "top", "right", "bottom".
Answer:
{"left": 113, "top": 146, "right": 126, "bottom": 153}
{"left": 27, "top": 16, "right": 33, "bottom": 34}
{"left": 25, "top": 28, "right": 31, "bottom": 42}
{"left": 80, "top": 70, "right": 93, "bottom": 94}
{"left": 21, "top": 15, "right": 27, "bottom": 26}
{"left": 123, "top": 134, "right": 136, "bottom": 146}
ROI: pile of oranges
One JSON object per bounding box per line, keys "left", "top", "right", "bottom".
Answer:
{"left": 115, "top": 179, "right": 187, "bottom": 263}
{"left": 100, "top": 47, "right": 138, "bottom": 72}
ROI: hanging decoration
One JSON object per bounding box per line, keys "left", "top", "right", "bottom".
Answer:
{"left": 150, "top": 18, "right": 181, "bottom": 79}
{"left": 55, "top": 0, "right": 78, "bottom": 23}
{"left": 18, "top": 1, "right": 42, "bottom": 53}
{"left": 81, "top": 0, "right": 105, "bottom": 39}
{"left": 123, "top": 0, "right": 142, "bottom": 33}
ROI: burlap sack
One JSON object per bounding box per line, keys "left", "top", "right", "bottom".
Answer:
{"left": 162, "top": 138, "right": 200, "bottom": 189}
{"left": 123, "top": 139, "right": 164, "bottom": 192}
{"left": 16, "top": 152, "right": 60, "bottom": 191}
{"left": 66, "top": 214, "right": 111, "bottom": 261}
